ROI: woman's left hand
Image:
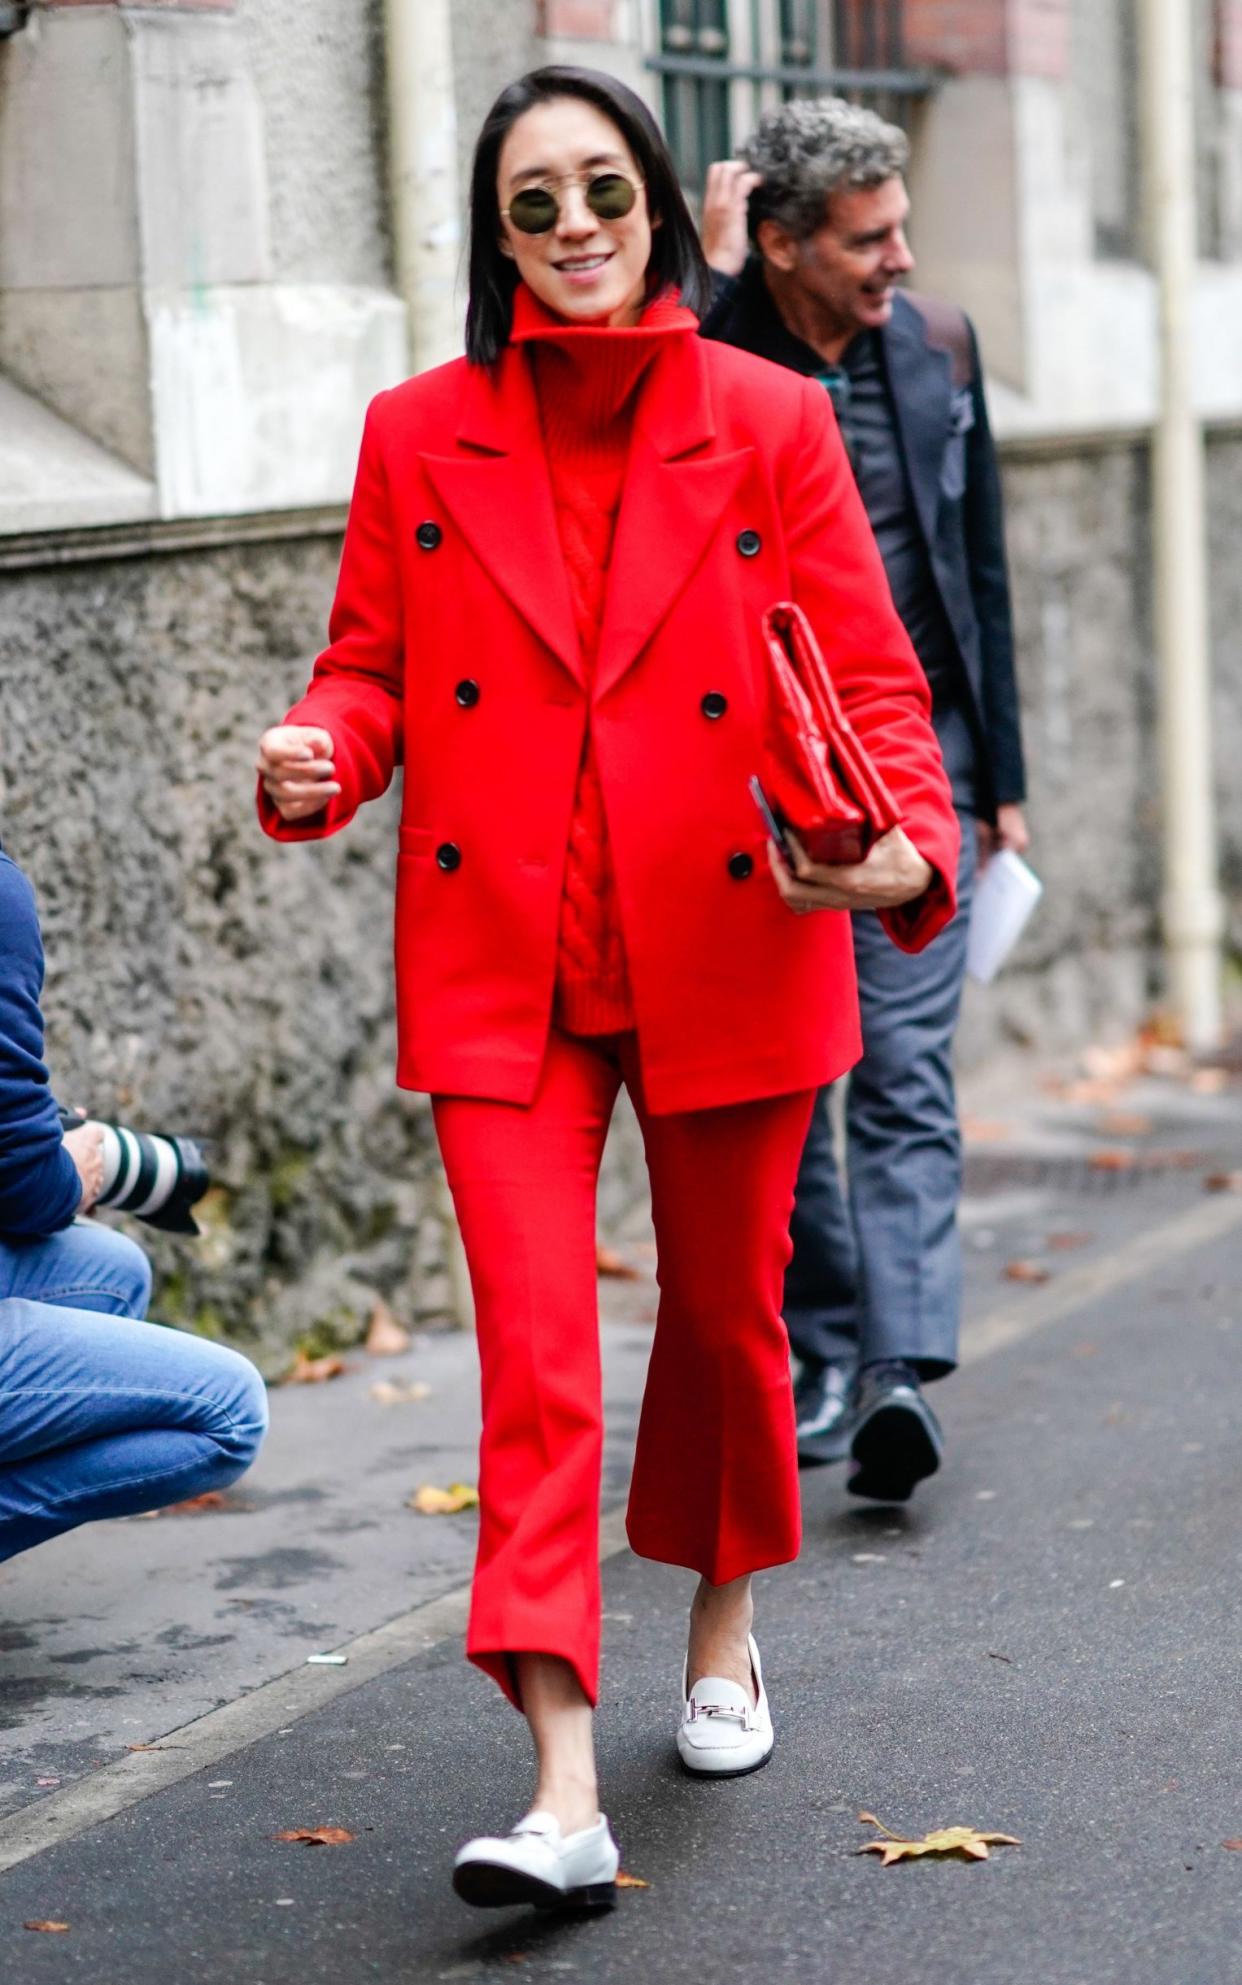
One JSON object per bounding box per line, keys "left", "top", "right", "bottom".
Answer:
{"left": 767, "top": 827, "right": 933, "bottom": 915}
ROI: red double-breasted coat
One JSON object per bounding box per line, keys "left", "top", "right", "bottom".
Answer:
{"left": 260, "top": 324, "right": 959, "bottom": 1115}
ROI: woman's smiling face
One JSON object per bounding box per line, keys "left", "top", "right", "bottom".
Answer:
{"left": 497, "top": 96, "right": 653, "bottom": 327}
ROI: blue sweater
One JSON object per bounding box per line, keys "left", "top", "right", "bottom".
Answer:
{"left": 0, "top": 849, "right": 82, "bottom": 1237}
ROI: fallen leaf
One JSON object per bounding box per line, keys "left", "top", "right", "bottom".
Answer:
{"left": 1190, "top": 1067, "right": 1228, "bottom": 1094}
{"left": 408, "top": 1482, "right": 480, "bottom": 1516}
{"left": 986, "top": 1651, "right": 1013, "bottom": 1664}
{"left": 1223, "top": 1839, "right": 1242, "bottom": 1851}
{"left": 856, "top": 1812, "right": 1020, "bottom": 1866}
{"left": 961, "top": 1117, "right": 1013, "bottom": 1144}
{"left": 285, "top": 1352, "right": 347, "bottom": 1385}
{"left": 1003, "top": 1259, "right": 1051, "bottom": 1285}
{"left": 596, "top": 1242, "right": 640, "bottom": 1280}
{"left": 369, "top": 1378, "right": 432, "bottom": 1406}
{"left": 160, "top": 1491, "right": 231, "bottom": 1515}
{"left": 1204, "top": 1172, "right": 1242, "bottom": 1194}
{"left": 24, "top": 1922, "right": 70, "bottom": 1933}
{"left": 616, "top": 1871, "right": 650, "bottom": 1889}
{"left": 35, "top": 1777, "right": 60, "bottom": 1787}
{"left": 1089, "top": 1149, "right": 1135, "bottom": 1173}
{"left": 364, "top": 1298, "right": 411, "bottom": 1357}
{"left": 126, "top": 1743, "right": 182, "bottom": 1752}
{"left": 1047, "top": 1231, "right": 1094, "bottom": 1251}
{"left": 1097, "top": 1112, "right": 1153, "bottom": 1137}
{"left": 274, "top": 1827, "right": 355, "bottom": 1846}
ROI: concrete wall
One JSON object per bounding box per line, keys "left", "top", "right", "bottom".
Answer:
{"left": 237, "top": 0, "right": 391, "bottom": 291}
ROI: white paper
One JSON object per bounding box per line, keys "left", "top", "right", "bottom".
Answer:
{"left": 966, "top": 849, "right": 1043, "bottom": 984}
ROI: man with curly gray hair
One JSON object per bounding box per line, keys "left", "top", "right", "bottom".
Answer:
{"left": 700, "top": 97, "right": 1029, "bottom": 1505}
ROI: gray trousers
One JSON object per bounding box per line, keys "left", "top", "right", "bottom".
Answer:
{"left": 783, "top": 805, "right": 978, "bottom": 1382}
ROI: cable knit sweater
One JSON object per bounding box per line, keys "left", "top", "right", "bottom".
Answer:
{"left": 510, "top": 284, "right": 698, "bottom": 1036}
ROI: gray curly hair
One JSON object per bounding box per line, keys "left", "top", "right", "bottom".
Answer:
{"left": 740, "top": 97, "right": 909, "bottom": 242}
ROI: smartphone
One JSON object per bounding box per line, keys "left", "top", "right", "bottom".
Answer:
{"left": 748, "top": 775, "right": 793, "bottom": 867}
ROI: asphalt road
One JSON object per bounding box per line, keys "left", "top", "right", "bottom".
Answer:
{"left": 3, "top": 1062, "right": 1242, "bottom": 1984}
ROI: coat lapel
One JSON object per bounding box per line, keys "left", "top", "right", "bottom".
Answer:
{"left": 420, "top": 348, "right": 583, "bottom": 685}
{"left": 596, "top": 333, "right": 752, "bottom": 701}
{"left": 881, "top": 294, "right": 952, "bottom": 551}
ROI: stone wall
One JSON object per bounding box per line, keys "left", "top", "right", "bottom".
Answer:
{"left": 961, "top": 429, "right": 1242, "bottom": 1065}
{"left": 0, "top": 537, "right": 443, "bottom": 1372}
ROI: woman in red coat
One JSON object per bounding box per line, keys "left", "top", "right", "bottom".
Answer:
{"left": 257, "top": 67, "right": 957, "bottom": 1913}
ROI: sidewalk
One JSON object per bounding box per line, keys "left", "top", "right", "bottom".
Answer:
{"left": 2, "top": 1046, "right": 1241, "bottom": 1980}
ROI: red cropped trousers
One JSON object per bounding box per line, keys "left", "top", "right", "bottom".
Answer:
{"left": 433, "top": 1027, "right": 815, "bottom": 1710}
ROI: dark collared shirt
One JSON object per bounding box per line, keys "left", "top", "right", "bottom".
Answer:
{"left": 703, "top": 262, "right": 979, "bottom": 803}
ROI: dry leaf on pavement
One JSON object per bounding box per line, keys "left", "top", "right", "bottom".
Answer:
{"left": 1089, "top": 1149, "right": 1135, "bottom": 1173}
{"left": 408, "top": 1482, "right": 480, "bottom": 1515}
{"left": 369, "top": 1378, "right": 432, "bottom": 1406}
{"left": 1097, "top": 1112, "right": 1153, "bottom": 1138}
{"left": 364, "top": 1299, "right": 412, "bottom": 1357}
{"left": 285, "top": 1352, "right": 348, "bottom": 1385}
{"left": 1190, "top": 1068, "right": 1228, "bottom": 1094}
{"left": 1003, "top": 1260, "right": 1051, "bottom": 1285}
{"left": 1222, "top": 1839, "right": 1242, "bottom": 1851}
{"left": 24, "top": 1922, "right": 70, "bottom": 1933}
{"left": 616, "top": 1872, "right": 650, "bottom": 1889}
{"left": 1047, "top": 1231, "right": 1094, "bottom": 1251}
{"left": 596, "top": 1243, "right": 640, "bottom": 1280}
{"left": 160, "top": 1491, "right": 232, "bottom": 1515}
{"left": 1204, "top": 1169, "right": 1241, "bottom": 1192}
{"left": 274, "top": 1827, "right": 355, "bottom": 1846}
{"left": 856, "top": 1812, "right": 1020, "bottom": 1865}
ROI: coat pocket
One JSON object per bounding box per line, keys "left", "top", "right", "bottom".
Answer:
{"left": 398, "top": 825, "right": 434, "bottom": 858}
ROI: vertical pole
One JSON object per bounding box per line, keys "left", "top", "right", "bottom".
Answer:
{"left": 384, "top": 0, "right": 470, "bottom": 1322}
{"left": 383, "top": 0, "right": 461, "bottom": 373}
{"left": 1138, "top": 0, "right": 1223, "bottom": 1051}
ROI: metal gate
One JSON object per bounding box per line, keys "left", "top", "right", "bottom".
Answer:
{"left": 648, "top": 0, "right": 937, "bottom": 192}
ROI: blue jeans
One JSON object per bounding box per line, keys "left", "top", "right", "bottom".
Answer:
{"left": 0, "top": 1221, "right": 268, "bottom": 1561}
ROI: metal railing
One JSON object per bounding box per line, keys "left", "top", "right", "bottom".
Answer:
{"left": 651, "top": 0, "right": 938, "bottom": 191}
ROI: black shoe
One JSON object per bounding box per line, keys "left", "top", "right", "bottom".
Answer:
{"left": 847, "top": 1361, "right": 943, "bottom": 1503}
{"left": 793, "top": 1359, "right": 855, "bottom": 1468}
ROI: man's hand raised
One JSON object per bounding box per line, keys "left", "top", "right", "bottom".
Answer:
{"left": 700, "top": 160, "right": 763, "bottom": 276}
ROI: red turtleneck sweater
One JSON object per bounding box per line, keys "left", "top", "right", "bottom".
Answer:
{"left": 510, "top": 284, "right": 697, "bottom": 1036}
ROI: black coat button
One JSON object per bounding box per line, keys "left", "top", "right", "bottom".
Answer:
{"left": 455, "top": 679, "right": 480, "bottom": 708}
{"left": 736, "top": 529, "right": 762, "bottom": 558}
{"left": 416, "top": 521, "right": 442, "bottom": 551}
{"left": 435, "top": 842, "right": 461, "bottom": 872}
{"left": 728, "top": 851, "right": 754, "bottom": 881}
{"left": 701, "top": 691, "right": 728, "bottom": 720}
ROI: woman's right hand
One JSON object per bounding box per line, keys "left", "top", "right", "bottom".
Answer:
{"left": 256, "top": 725, "right": 340, "bottom": 823}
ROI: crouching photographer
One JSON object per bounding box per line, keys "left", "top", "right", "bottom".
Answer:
{"left": 0, "top": 839, "right": 268, "bottom": 1563}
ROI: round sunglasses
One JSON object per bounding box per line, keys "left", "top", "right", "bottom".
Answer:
{"left": 501, "top": 170, "right": 643, "bottom": 237}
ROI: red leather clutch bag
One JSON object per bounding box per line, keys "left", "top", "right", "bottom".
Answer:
{"left": 753, "top": 600, "right": 904, "bottom": 867}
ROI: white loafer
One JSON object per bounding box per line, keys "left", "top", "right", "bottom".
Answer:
{"left": 677, "top": 1632, "right": 774, "bottom": 1777}
{"left": 452, "top": 1810, "right": 619, "bottom": 1912}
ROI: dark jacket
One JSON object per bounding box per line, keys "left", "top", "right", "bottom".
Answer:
{"left": 0, "top": 849, "right": 82, "bottom": 1238}
{"left": 701, "top": 261, "right": 1026, "bottom": 814}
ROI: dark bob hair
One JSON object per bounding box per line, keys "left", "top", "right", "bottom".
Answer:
{"left": 465, "top": 66, "right": 712, "bottom": 366}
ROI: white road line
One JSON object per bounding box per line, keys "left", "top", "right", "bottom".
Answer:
{"left": 960, "top": 1190, "right": 1242, "bottom": 1365}
{"left": 4, "top": 1190, "right": 1241, "bottom": 1877}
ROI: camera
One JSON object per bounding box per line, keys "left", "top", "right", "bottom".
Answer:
{"left": 58, "top": 1109, "right": 209, "bottom": 1235}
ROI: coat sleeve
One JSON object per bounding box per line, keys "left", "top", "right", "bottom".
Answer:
{"left": 257, "top": 394, "right": 405, "bottom": 842}
{"left": 963, "top": 320, "right": 1026, "bottom": 808}
{"left": 782, "top": 378, "right": 960, "bottom": 952}
{"left": 0, "top": 858, "right": 83, "bottom": 1239}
